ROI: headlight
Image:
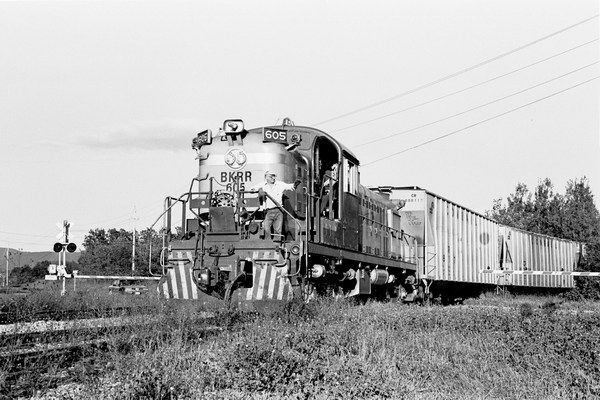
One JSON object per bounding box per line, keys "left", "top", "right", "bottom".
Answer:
{"left": 199, "top": 269, "right": 211, "bottom": 285}
{"left": 223, "top": 119, "right": 244, "bottom": 134}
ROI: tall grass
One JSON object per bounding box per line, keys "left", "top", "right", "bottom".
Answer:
{"left": 60, "top": 297, "right": 600, "bottom": 400}
{"left": 0, "top": 281, "right": 162, "bottom": 322}
{"left": 3, "top": 286, "right": 598, "bottom": 399}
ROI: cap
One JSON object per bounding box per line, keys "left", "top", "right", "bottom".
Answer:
{"left": 265, "top": 170, "right": 276, "bottom": 177}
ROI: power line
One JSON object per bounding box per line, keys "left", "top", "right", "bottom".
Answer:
{"left": 312, "top": 14, "right": 599, "bottom": 127}
{"left": 76, "top": 203, "right": 163, "bottom": 227}
{"left": 362, "top": 75, "right": 599, "bottom": 166}
{"left": 75, "top": 181, "right": 192, "bottom": 228}
{"left": 0, "top": 230, "right": 55, "bottom": 239}
{"left": 0, "top": 239, "right": 54, "bottom": 247}
{"left": 355, "top": 61, "right": 599, "bottom": 148}
{"left": 333, "top": 39, "right": 599, "bottom": 134}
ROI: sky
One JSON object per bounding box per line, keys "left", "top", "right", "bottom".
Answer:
{"left": 0, "top": 0, "right": 598, "bottom": 252}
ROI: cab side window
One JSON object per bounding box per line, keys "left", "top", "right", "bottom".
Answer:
{"left": 343, "top": 158, "right": 358, "bottom": 195}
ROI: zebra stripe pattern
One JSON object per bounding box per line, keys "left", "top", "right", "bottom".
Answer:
{"left": 242, "top": 263, "right": 293, "bottom": 301}
{"left": 158, "top": 250, "right": 293, "bottom": 301}
{"left": 158, "top": 251, "right": 200, "bottom": 300}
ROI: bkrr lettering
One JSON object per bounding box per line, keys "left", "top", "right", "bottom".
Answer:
{"left": 219, "top": 171, "right": 253, "bottom": 192}
{"left": 220, "top": 171, "right": 252, "bottom": 183}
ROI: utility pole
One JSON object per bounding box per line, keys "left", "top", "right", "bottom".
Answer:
{"left": 132, "top": 205, "right": 139, "bottom": 275}
{"left": 5, "top": 246, "right": 9, "bottom": 287}
{"left": 132, "top": 229, "right": 136, "bottom": 275}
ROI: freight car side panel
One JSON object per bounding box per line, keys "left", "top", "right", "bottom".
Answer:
{"left": 382, "top": 187, "right": 581, "bottom": 289}
{"left": 425, "top": 193, "right": 499, "bottom": 285}
{"left": 390, "top": 189, "right": 500, "bottom": 285}
{"left": 499, "top": 226, "right": 576, "bottom": 289}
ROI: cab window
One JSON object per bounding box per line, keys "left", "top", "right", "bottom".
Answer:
{"left": 343, "top": 158, "right": 358, "bottom": 195}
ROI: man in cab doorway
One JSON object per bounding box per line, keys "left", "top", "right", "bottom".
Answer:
{"left": 252, "top": 170, "right": 300, "bottom": 240}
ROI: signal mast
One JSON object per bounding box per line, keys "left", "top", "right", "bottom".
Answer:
{"left": 52, "top": 220, "right": 77, "bottom": 295}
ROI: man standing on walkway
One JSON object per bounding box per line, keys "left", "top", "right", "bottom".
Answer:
{"left": 253, "top": 170, "right": 299, "bottom": 240}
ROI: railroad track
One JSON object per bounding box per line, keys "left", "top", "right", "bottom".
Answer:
{"left": 0, "top": 311, "right": 218, "bottom": 356}
{"left": 0, "top": 306, "right": 159, "bottom": 325}
{"left": 0, "top": 314, "right": 156, "bottom": 357}
{"left": 0, "top": 312, "right": 220, "bottom": 398}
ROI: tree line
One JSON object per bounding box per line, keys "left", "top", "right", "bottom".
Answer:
{"left": 487, "top": 177, "right": 600, "bottom": 298}
{"left": 77, "top": 228, "right": 163, "bottom": 276}
{"left": 8, "top": 228, "right": 163, "bottom": 285}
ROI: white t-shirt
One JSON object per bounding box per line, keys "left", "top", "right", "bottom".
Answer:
{"left": 255, "top": 181, "right": 295, "bottom": 209}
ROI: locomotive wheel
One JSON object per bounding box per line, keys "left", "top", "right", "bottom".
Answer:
{"left": 301, "top": 279, "right": 316, "bottom": 303}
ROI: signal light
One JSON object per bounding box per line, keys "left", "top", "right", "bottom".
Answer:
{"left": 199, "top": 268, "right": 211, "bottom": 286}
{"left": 53, "top": 242, "right": 77, "bottom": 252}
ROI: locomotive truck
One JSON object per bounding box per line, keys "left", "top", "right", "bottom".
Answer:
{"left": 155, "top": 118, "right": 584, "bottom": 304}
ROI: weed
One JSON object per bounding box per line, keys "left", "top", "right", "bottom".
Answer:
{"left": 519, "top": 302, "right": 533, "bottom": 317}
{"left": 7, "top": 292, "right": 600, "bottom": 399}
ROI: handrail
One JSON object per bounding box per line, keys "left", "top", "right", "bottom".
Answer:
{"left": 148, "top": 181, "right": 307, "bottom": 282}
{"left": 261, "top": 191, "right": 303, "bottom": 239}
{"left": 260, "top": 191, "right": 305, "bottom": 277}
{"left": 147, "top": 191, "right": 194, "bottom": 277}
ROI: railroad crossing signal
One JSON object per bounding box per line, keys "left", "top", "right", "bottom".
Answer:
{"left": 56, "top": 220, "right": 73, "bottom": 242}
{"left": 50, "top": 219, "right": 76, "bottom": 295}
{"left": 54, "top": 220, "right": 76, "bottom": 253}
{"left": 53, "top": 242, "right": 77, "bottom": 253}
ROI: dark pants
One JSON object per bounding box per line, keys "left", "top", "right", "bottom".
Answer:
{"left": 263, "top": 208, "right": 283, "bottom": 239}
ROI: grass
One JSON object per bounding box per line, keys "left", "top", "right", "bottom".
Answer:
{"left": 3, "top": 288, "right": 600, "bottom": 399}
{"left": 0, "top": 280, "right": 161, "bottom": 322}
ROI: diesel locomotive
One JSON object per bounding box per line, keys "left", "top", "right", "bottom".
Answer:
{"left": 157, "top": 118, "right": 422, "bottom": 303}
{"left": 156, "top": 118, "right": 585, "bottom": 304}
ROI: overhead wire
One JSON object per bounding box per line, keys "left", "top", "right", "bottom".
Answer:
{"left": 0, "top": 230, "right": 56, "bottom": 239}
{"left": 0, "top": 239, "right": 56, "bottom": 247}
{"left": 332, "top": 39, "right": 599, "bottom": 134}
{"left": 312, "top": 14, "right": 599, "bottom": 127}
{"left": 362, "top": 75, "right": 600, "bottom": 166}
{"left": 355, "top": 60, "right": 599, "bottom": 148}
{"left": 70, "top": 180, "right": 192, "bottom": 234}
{"left": 76, "top": 205, "right": 158, "bottom": 227}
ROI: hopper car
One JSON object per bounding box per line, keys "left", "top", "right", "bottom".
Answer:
{"left": 154, "top": 119, "right": 584, "bottom": 304}
{"left": 371, "top": 187, "right": 584, "bottom": 301}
